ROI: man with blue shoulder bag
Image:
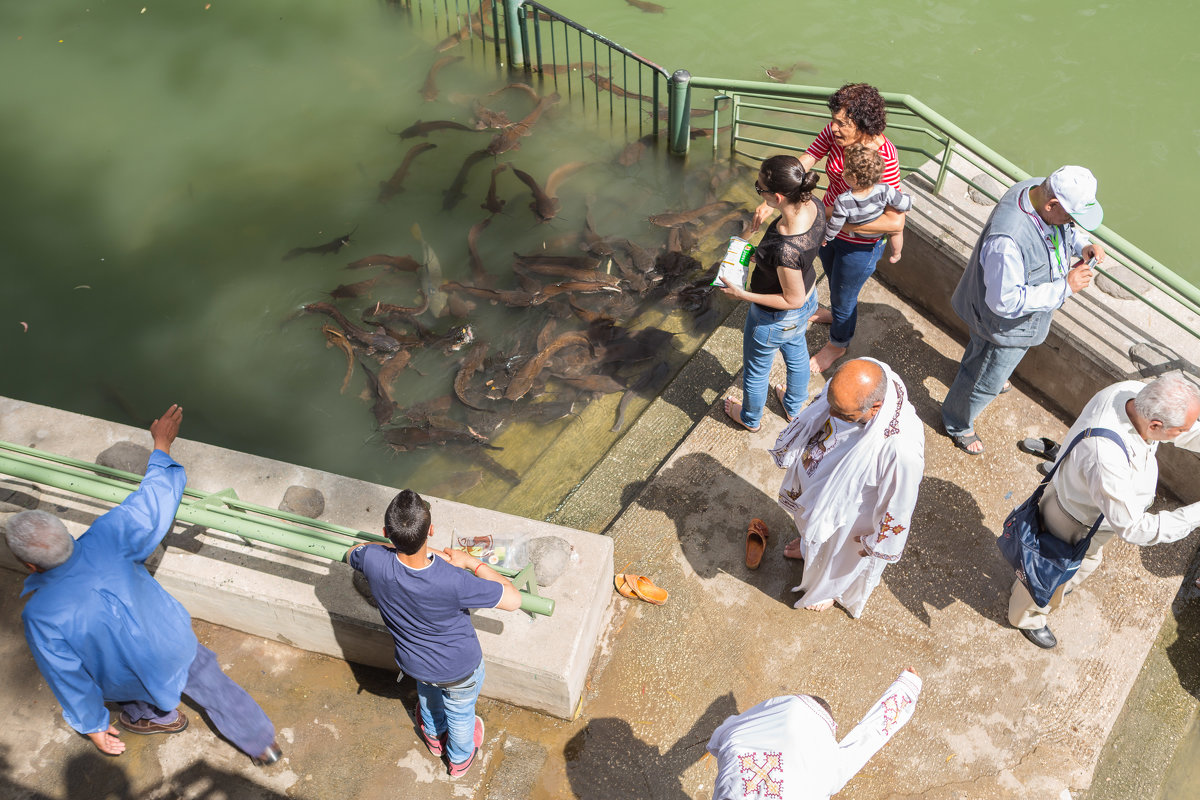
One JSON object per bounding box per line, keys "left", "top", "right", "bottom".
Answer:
{"left": 1003, "top": 373, "right": 1200, "bottom": 649}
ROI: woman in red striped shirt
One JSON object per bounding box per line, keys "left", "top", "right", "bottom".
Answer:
{"left": 753, "top": 83, "right": 908, "bottom": 374}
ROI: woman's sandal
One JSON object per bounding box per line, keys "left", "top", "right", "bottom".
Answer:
{"left": 614, "top": 574, "right": 668, "bottom": 605}
{"left": 745, "top": 519, "right": 769, "bottom": 569}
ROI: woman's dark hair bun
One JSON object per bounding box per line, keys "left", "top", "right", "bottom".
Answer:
{"left": 760, "top": 154, "right": 819, "bottom": 204}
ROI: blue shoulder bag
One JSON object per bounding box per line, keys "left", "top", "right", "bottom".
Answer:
{"left": 997, "top": 427, "right": 1130, "bottom": 607}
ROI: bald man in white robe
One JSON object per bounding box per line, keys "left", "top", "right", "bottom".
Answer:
{"left": 770, "top": 358, "right": 924, "bottom": 617}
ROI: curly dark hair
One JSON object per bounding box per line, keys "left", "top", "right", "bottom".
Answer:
{"left": 828, "top": 83, "right": 887, "bottom": 137}
{"left": 841, "top": 143, "right": 885, "bottom": 189}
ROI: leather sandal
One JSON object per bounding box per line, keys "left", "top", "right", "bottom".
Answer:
{"left": 745, "top": 519, "right": 768, "bottom": 569}
{"left": 614, "top": 573, "right": 668, "bottom": 605}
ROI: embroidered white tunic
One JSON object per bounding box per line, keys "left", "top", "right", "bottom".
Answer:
{"left": 706, "top": 671, "right": 923, "bottom": 799}
{"left": 770, "top": 360, "right": 925, "bottom": 617}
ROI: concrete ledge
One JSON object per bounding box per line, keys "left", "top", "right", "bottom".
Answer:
{"left": 890, "top": 153, "right": 1200, "bottom": 499}
{"left": 0, "top": 397, "right": 614, "bottom": 720}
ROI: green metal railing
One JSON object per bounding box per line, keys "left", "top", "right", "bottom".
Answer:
{"left": 0, "top": 441, "right": 554, "bottom": 617}
{"left": 500, "top": 0, "right": 669, "bottom": 136}
{"left": 666, "top": 74, "right": 1200, "bottom": 341}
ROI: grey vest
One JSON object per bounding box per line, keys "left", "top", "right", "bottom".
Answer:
{"left": 951, "top": 178, "right": 1063, "bottom": 347}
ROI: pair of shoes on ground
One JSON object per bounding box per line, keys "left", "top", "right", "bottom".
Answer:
{"left": 118, "top": 711, "right": 282, "bottom": 766}
{"left": 418, "top": 710, "right": 485, "bottom": 778}
{"left": 614, "top": 573, "right": 668, "bottom": 605}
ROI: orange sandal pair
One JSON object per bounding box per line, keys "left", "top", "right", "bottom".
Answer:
{"left": 614, "top": 573, "right": 668, "bottom": 605}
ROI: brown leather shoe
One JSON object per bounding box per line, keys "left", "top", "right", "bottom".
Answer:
{"left": 117, "top": 710, "right": 189, "bottom": 735}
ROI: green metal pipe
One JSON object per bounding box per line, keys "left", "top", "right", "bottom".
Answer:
{"left": 503, "top": 0, "right": 525, "bottom": 68}
{"left": 0, "top": 444, "right": 554, "bottom": 615}
{"left": 667, "top": 69, "right": 692, "bottom": 156}
{"left": 0, "top": 452, "right": 351, "bottom": 560}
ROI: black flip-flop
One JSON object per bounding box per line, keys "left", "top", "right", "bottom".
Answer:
{"left": 1018, "top": 436, "right": 1060, "bottom": 462}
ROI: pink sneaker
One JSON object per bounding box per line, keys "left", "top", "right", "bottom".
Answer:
{"left": 447, "top": 716, "right": 484, "bottom": 778}
{"left": 416, "top": 709, "right": 445, "bottom": 758}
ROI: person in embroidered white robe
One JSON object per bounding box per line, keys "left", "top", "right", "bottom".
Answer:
{"left": 770, "top": 358, "right": 924, "bottom": 616}
{"left": 706, "top": 669, "right": 922, "bottom": 799}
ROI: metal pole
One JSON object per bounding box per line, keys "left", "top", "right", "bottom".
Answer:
{"left": 667, "top": 69, "right": 691, "bottom": 157}
{"left": 0, "top": 444, "right": 555, "bottom": 616}
{"left": 502, "top": 0, "right": 525, "bottom": 68}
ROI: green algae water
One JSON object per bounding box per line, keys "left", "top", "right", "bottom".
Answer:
{"left": 2, "top": 0, "right": 1196, "bottom": 512}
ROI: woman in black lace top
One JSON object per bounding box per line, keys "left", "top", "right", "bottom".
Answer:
{"left": 720, "top": 155, "right": 825, "bottom": 432}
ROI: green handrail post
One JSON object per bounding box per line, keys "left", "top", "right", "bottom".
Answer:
{"left": 495, "top": 562, "right": 556, "bottom": 617}
{"left": 667, "top": 69, "right": 691, "bottom": 157}
{"left": 503, "top": 0, "right": 525, "bottom": 68}
{"left": 934, "top": 136, "right": 953, "bottom": 195}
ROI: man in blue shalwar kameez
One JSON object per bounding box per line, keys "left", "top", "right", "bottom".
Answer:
{"left": 6, "top": 405, "right": 281, "bottom": 764}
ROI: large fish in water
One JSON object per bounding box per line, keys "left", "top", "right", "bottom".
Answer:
{"left": 443, "top": 149, "right": 490, "bottom": 210}
{"left": 395, "top": 119, "right": 477, "bottom": 139}
{"left": 411, "top": 223, "right": 448, "bottom": 317}
{"left": 303, "top": 302, "right": 401, "bottom": 354}
{"left": 485, "top": 92, "right": 560, "bottom": 155}
{"left": 505, "top": 331, "right": 593, "bottom": 401}
{"left": 420, "top": 55, "right": 463, "bottom": 102}
{"left": 648, "top": 201, "right": 738, "bottom": 228}
{"left": 510, "top": 167, "right": 560, "bottom": 223}
{"left": 345, "top": 253, "right": 422, "bottom": 272}
{"left": 378, "top": 142, "right": 436, "bottom": 202}
{"left": 481, "top": 164, "right": 509, "bottom": 214}
{"left": 283, "top": 227, "right": 357, "bottom": 260}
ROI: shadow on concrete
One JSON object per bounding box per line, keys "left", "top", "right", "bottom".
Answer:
{"left": 630, "top": 451, "right": 801, "bottom": 606}
{"left": 1166, "top": 575, "right": 1200, "bottom": 701}
{"left": 886, "top": 476, "right": 1011, "bottom": 627}
{"left": 564, "top": 692, "right": 737, "bottom": 800}
{"left": 65, "top": 752, "right": 294, "bottom": 800}
{"left": 629, "top": 444, "right": 1010, "bottom": 626}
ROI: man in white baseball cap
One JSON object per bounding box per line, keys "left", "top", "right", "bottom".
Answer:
{"left": 942, "top": 166, "right": 1107, "bottom": 455}
{"left": 1048, "top": 165, "right": 1104, "bottom": 231}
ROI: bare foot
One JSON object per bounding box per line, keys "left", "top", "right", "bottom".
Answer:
{"left": 804, "top": 599, "right": 835, "bottom": 612}
{"left": 810, "top": 342, "right": 846, "bottom": 373}
{"left": 723, "top": 396, "right": 760, "bottom": 432}
{"left": 809, "top": 307, "right": 832, "bottom": 325}
{"left": 773, "top": 383, "right": 792, "bottom": 422}
{"left": 783, "top": 537, "right": 804, "bottom": 559}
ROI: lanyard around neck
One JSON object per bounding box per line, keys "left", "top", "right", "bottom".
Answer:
{"left": 1020, "top": 188, "right": 1066, "bottom": 274}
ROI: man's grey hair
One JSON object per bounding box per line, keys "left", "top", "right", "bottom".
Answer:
{"left": 1134, "top": 373, "right": 1200, "bottom": 428}
{"left": 1041, "top": 176, "right": 1057, "bottom": 199}
{"left": 861, "top": 374, "right": 888, "bottom": 412}
{"left": 5, "top": 510, "right": 74, "bottom": 570}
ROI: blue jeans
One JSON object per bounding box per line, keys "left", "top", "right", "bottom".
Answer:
{"left": 416, "top": 658, "right": 485, "bottom": 765}
{"left": 120, "top": 643, "right": 276, "bottom": 757}
{"left": 941, "top": 331, "right": 1029, "bottom": 437}
{"left": 740, "top": 293, "right": 819, "bottom": 429}
{"left": 819, "top": 237, "right": 887, "bottom": 348}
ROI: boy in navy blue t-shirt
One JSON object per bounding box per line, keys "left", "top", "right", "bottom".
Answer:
{"left": 346, "top": 489, "right": 520, "bottom": 777}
